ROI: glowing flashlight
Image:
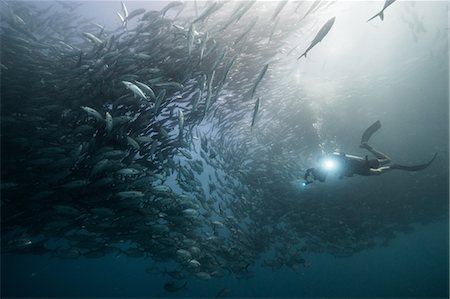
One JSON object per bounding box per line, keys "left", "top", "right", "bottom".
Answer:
{"left": 321, "top": 158, "right": 338, "bottom": 172}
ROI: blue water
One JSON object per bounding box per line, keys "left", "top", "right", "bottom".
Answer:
{"left": 2, "top": 220, "right": 448, "bottom": 298}
{"left": 1, "top": 1, "right": 449, "bottom": 298}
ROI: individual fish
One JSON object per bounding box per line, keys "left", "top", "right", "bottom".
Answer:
{"left": 204, "top": 39, "right": 218, "bottom": 59}
{"left": 160, "top": 1, "right": 184, "bottom": 17}
{"left": 221, "top": 56, "right": 236, "bottom": 84}
{"left": 271, "top": 0, "right": 288, "bottom": 22}
{"left": 221, "top": 3, "right": 245, "bottom": 30}
{"left": 215, "top": 55, "right": 236, "bottom": 95}
{"left": 82, "top": 32, "right": 103, "bottom": 45}
{"left": 367, "top": 0, "right": 397, "bottom": 22}
{"left": 176, "top": 248, "right": 192, "bottom": 260}
{"left": 199, "top": 32, "right": 209, "bottom": 63}
{"left": 268, "top": 17, "right": 280, "bottom": 43}
{"left": 56, "top": 1, "right": 83, "bottom": 11}
{"left": 234, "top": 17, "right": 258, "bottom": 45}
{"left": 187, "top": 24, "right": 195, "bottom": 57}
{"left": 90, "top": 159, "right": 109, "bottom": 178}
{"left": 159, "top": 127, "right": 169, "bottom": 138}
{"left": 126, "top": 136, "right": 140, "bottom": 150}
{"left": 105, "top": 112, "right": 113, "bottom": 133}
{"left": 298, "top": 17, "right": 335, "bottom": 59}
{"left": 60, "top": 180, "right": 90, "bottom": 189}
{"left": 204, "top": 70, "right": 215, "bottom": 116}
{"left": 195, "top": 272, "right": 211, "bottom": 280}
{"left": 178, "top": 109, "right": 185, "bottom": 139}
{"left": 117, "top": 168, "right": 141, "bottom": 176}
{"left": 92, "top": 22, "right": 105, "bottom": 34}
{"left": 116, "top": 1, "right": 129, "bottom": 29}
{"left": 117, "top": 11, "right": 126, "bottom": 26}
{"left": 194, "top": 0, "right": 199, "bottom": 16}
{"left": 54, "top": 205, "right": 80, "bottom": 215}
{"left": 153, "top": 185, "right": 172, "bottom": 194}
{"left": 116, "top": 191, "right": 144, "bottom": 199}
{"left": 154, "top": 81, "right": 184, "bottom": 90}
{"left": 122, "top": 81, "right": 147, "bottom": 100}
{"left": 192, "top": 89, "right": 202, "bottom": 112}
{"left": 249, "top": 64, "right": 269, "bottom": 99}
{"left": 76, "top": 51, "right": 83, "bottom": 67}
{"left": 182, "top": 208, "right": 199, "bottom": 217}
{"left": 81, "top": 106, "right": 104, "bottom": 122}
{"left": 300, "top": 0, "right": 322, "bottom": 21}
{"left": 212, "top": 47, "right": 227, "bottom": 70}
{"left": 163, "top": 281, "right": 187, "bottom": 293}
{"left": 251, "top": 97, "right": 260, "bottom": 127}
{"left": 134, "top": 80, "right": 156, "bottom": 100}
{"left": 234, "top": 0, "right": 255, "bottom": 24}
{"left": 121, "top": 2, "right": 129, "bottom": 19}
{"left": 175, "top": 23, "right": 188, "bottom": 30}
{"left": 179, "top": 148, "right": 192, "bottom": 159}
{"left": 188, "top": 259, "right": 201, "bottom": 268}
{"left": 192, "top": 1, "right": 222, "bottom": 24}
{"left": 125, "top": 8, "right": 146, "bottom": 21}
{"left": 215, "top": 287, "right": 231, "bottom": 298}
{"left": 154, "top": 89, "right": 166, "bottom": 115}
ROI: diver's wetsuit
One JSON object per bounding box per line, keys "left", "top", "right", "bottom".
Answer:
{"left": 304, "top": 120, "right": 437, "bottom": 185}
{"left": 304, "top": 153, "right": 382, "bottom": 184}
{"left": 335, "top": 154, "right": 380, "bottom": 177}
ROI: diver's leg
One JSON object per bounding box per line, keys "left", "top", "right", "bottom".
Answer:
{"left": 369, "top": 166, "right": 392, "bottom": 175}
{"left": 370, "top": 153, "right": 437, "bottom": 174}
{"left": 360, "top": 120, "right": 381, "bottom": 145}
{"left": 360, "top": 143, "right": 391, "bottom": 165}
{"left": 389, "top": 153, "right": 437, "bottom": 171}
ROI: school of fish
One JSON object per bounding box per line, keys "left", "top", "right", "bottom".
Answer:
{"left": 1, "top": 0, "right": 448, "bottom": 294}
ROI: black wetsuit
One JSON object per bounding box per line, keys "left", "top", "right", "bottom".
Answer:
{"left": 336, "top": 154, "right": 379, "bottom": 177}
{"left": 304, "top": 154, "right": 379, "bottom": 184}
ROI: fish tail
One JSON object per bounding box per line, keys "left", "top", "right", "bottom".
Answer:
{"left": 297, "top": 52, "right": 307, "bottom": 60}
{"left": 247, "top": 88, "right": 255, "bottom": 100}
{"left": 287, "top": 46, "right": 297, "bottom": 56}
{"left": 367, "top": 11, "right": 384, "bottom": 22}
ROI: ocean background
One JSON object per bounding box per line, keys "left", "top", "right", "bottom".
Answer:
{"left": 2, "top": 220, "right": 449, "bottom": 298}
{"left": 1, "top": 1, "right": 449, "bottom": 298}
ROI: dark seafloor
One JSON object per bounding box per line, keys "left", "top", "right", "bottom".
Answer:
{"left": 0, "top": 1, "right": 449, "bottom": 298}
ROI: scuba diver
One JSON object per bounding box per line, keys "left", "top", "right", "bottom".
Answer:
{"left": 304, "top": 120, "right": 437, "bottom": 185}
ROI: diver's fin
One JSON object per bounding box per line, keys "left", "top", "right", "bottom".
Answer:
{"left": 361, "top": 120, "right": 381, "bottom": 144}
{"left": 390, "top": 152, "right": 437, "bottom": 172}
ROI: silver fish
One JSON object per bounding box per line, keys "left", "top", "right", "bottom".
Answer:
{"left": 122, "top": 81, "right": 147, "bottom": 100}
{"left": 249, "top": 64, "right": 268, "bottom": 99}
{"left": 81, "top": 106, "right": 104, "bottom": 121}
{"left": 298, "top": 17, "right": 335, "bottom": 59}
{"left": 82, "top": 32, "right": 103, "bottom": 45}
{"left": 367, "top": 0, "right": 397, "bottom": 22}
{"left": 178, "top": 109, "right": 185, "bottom": 139}
{"left": 105, "top": 112, "right": 113, "bottom": 133}
{"left": 251, "top": 97, "right": 260, "bottom": 127}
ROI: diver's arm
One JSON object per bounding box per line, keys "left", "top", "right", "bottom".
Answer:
{"left": 304, "top": 168, "right": 315, "bottom": 185}
{"left": 304, "top": 167, "right": 326, "bottom": 184}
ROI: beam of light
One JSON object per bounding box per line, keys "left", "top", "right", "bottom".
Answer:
{"left": 321, "top": 158, "right": 338, "bottom": 172}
